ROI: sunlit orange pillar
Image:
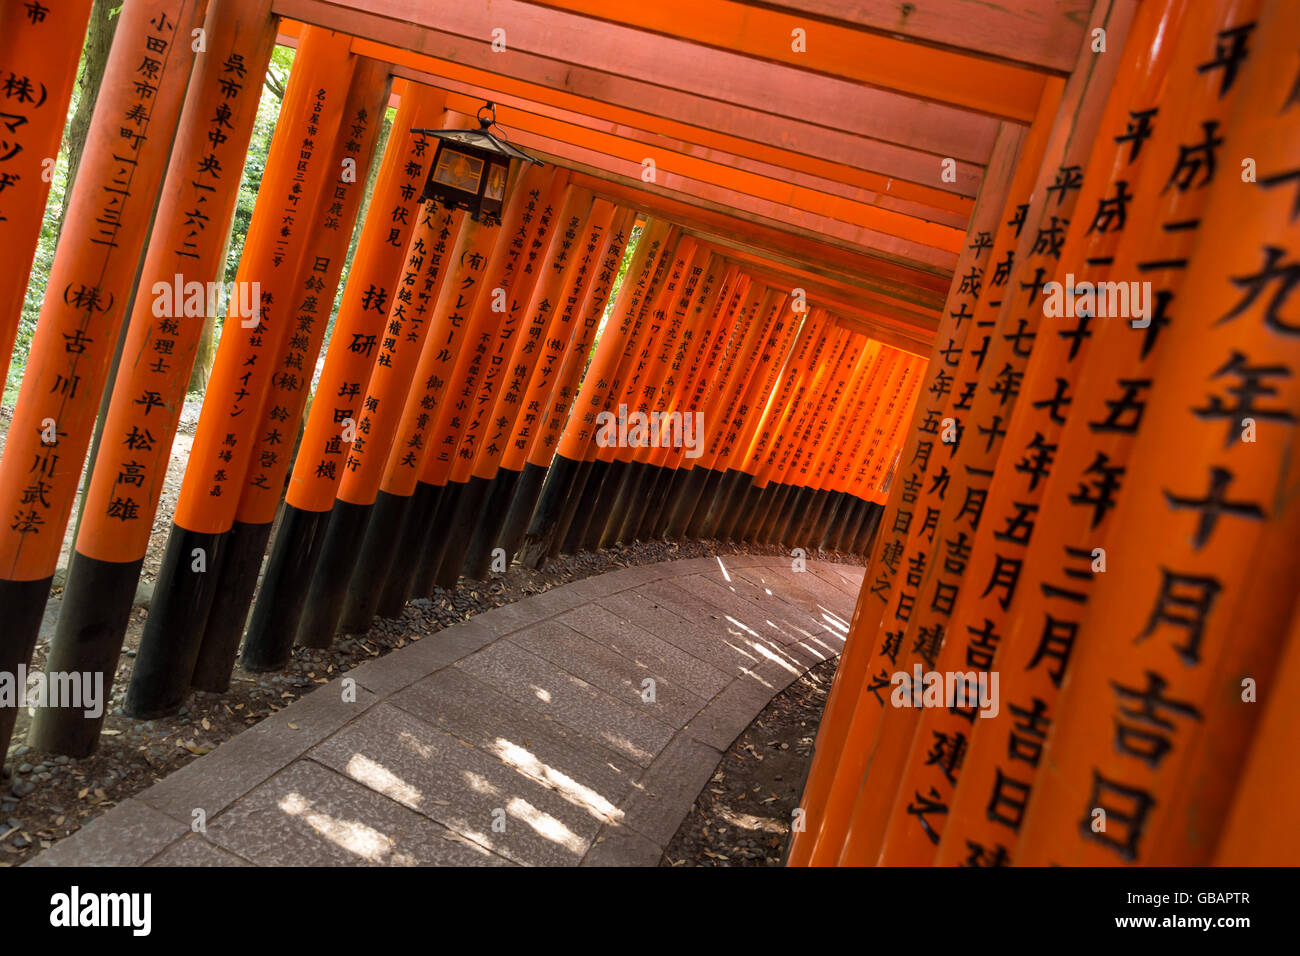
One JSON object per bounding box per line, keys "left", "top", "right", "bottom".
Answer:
{"left": 0, "top": 0, "right": 221, "bottom": 753}
{"left": 125, "top": 25, "right": 356, "bottom": 717}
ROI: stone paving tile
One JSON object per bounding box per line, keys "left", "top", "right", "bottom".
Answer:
{"left": 507, "top": 619, "right": 708, "bottom": 728}
{"left": 391, "top": 665, "right": 640, "bottom": 805}
{"left": 347, "top": 618, "right": 495, "bottom": 697}
{"left": 25, "top": 799, "right": 188, "bottom": 867}
{"left": 310, "top": 704, "right": 601, "bottom": 866}
{"left": 32, "top": 556, "right": 861, "bottom": 867}
{"left": 456, "top": 639, "right": 676, "bottom": 767}
{"left": 750, "top": 563, "right": 856, "bottom": 622}
{"left": 685, "top": 570, "right": 823, "bottom": 644}
{"left": 618, "top": 732, "right": 724, "bottom": 847}
{"left": 204, "top": 759, "right": 510, "bottom": 866}
{"left": 807, "top": 562, "right": 865, "bottom": 599}
{"left": 557, "top": 601, "right": 732, "bottom": 701}
{"left": 601, "top": 587, "right": 774, "bottom": 676}
{"left": 582, "top": 822, "right": 665, "bottom": 867}
{"left": 136, "top": 682, "right": 379, "bottom": 824}
{"left": 146, "top": 834, "right": 252, "bottom": 867}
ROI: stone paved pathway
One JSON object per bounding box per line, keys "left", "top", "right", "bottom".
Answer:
{"left": 27, "top": 555, "right": 861, "bottom": 867}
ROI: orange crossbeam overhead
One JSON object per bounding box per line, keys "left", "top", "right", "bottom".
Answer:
{"left": 516, "top": 0, "right": 1049, "bottom": 121}
{"left": 439, "top": 95, "right": 965, "bottom": 255}
{"left": 327, "top": 32, "right": 982, "bottom": 209}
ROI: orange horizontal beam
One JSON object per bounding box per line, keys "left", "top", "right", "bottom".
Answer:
{"left": 516, "top": 0, "right": 1048, "bottom": 121}
{"left": 442, "top": 94, "right": 965, "bottom": 254}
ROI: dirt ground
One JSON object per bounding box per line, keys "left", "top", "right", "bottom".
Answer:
{"left": 0, "top": 399, "right": 859, "bottom": 865}
{"left": 661, "top": 658, "right": 836, "bottom": 866}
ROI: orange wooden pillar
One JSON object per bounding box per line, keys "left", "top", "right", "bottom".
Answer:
{"left": 589, "top": 236, "right": 709, "bottom": 549}
{"left": 620, "top": 252, "right": 731, "bottom": 543}
{"left": 787, "top": 114, "right": 1039, "bottom": 865}
{"left": 187, "top": 57, "right": 393, "bottom": 691}
{"left": 1016, "top": 0, "right": 1300, "bottom": 864}
{"left": 429, "top": 191, "right": 628, "bottom": 590}
{"left": 832, "top": 0, "right": 1138, "bottom": 867}
{"left": 817, "top": 347, "right": 900, "bottom": 551}
{"left": 505, "top": 218, "right": 674, "bottom": 564}
{"left": 0, "top": 0, "right": 223, "bottom": 756}
{"left": 520, "top": 231, "right": 695, "bottom": 565}
{"left": 238, "top": 81, "right": 450, "bottom": 670}
{"left": 797, "top": 339, "right": 882, "bottom": 548}
{"left": 794, "top": 0, "right": 1138, "bottom": 863}
{"left": 460, "top": 197, "right": 638, "bottom": 579}
{"left": 331, "top": 195, "right": 513, "bottom": 633}
{"left": 125, "top": 25, "right": 356, "bottom": 717}
{"left": 0, "top": 0, "right": 94, "bottom": 391}
{"left": 1214, "top": 609, "right": 1300, "bottom": 865}
{"left": 26, "top": 0, "right": 282, "bottom": 755}
{"left": 598, "top": 246, "right": 722, "bottom": 548}
{"left": 653, "top": 264, "right": 749, "bottom": 539}
{"left": 294, "top": 198, "right": 466, "bottom": 648}
{"left": 869, "top": 0, "right": 1192, "bottom": 866}
{"left": 692, "top": 292, "right": 802, "bottom": 541}
{"left": 937, "top": 0, "right": 1231, "bottom": 866}
{"left": 680, "top": 284, "right": 788, "bottom": 539}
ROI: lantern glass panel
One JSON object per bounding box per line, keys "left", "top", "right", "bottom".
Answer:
{"left": 432, "top": 146, "right": 484, "bottom": 195}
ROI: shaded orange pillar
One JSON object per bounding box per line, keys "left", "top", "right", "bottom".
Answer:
{"left": 1016, "top": 0, "right": 1300, "bottom": 865}
{"left": 241, "top": 82, "right": 455, "bottom": 667}
{"left": 0, "top": 0, "right": 225, "bottom": 750}
{"left": 0, "top": 0, "right": 94, "bottom": 391}
{"left": 786, "top": 118, "right": 1030, "bottom": 865}
{"left": 125, "top": 25, "right": 356, "bottom": 717}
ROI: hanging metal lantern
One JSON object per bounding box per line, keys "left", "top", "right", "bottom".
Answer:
{"left": 412, "top": 102, "right": 543, "bottom": 224}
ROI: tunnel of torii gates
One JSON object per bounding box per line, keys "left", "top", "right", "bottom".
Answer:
{"left": 0, "top": 0, "right": 1295, "bottom": 867}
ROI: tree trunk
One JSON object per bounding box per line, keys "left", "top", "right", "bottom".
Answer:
{"left": 55, "top": 0, "right": 120, "bottom": 240}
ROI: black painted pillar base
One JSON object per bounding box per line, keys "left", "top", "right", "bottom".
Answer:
{"left": 650, "top": 468, "right": 687, "bottom": 539}
{"left": 855, "top": 503, "right": 883, "bottom": 555}
{"left": 685, "top": 468, "right": 725, "bottom": 539}
{"left": 29, "top": 554, "right": 143, "bottom": 757}
{"left": 741, "top": 484, "right": 775, "bottom": 541}
{"left": 546, "top": 457, "right": 594, "bottom": 560}
{"left": 699, "top": 469, "right": 740, "bottom": 539}
{"left": 0, "top": 575, "right": 56, "bottom": 763}
{"left": 836, "top": 497, "right": 869, "bottom": 553}
{"left": 518, "top": 453, "right": 582, "bottom": 568}
{"left": 192, "top": 518, "right": 275, "bottom": 693}
{"left": 376, "top": 481, "right": 443, "bottom": 617}
{"left": 435, "top": 475, "right": 492, "bottom": 590}
{"left": 639, "top": 465, "right": 675, "bottom": 539}
{"left": 411, "top": 482, "right": 460, "bottom": 597}
{"left": 339, "top": 491, "right": 413, "bottom": 634}
{"left": 613, "top": 461, "right": 655, "bottom": 545}
{"left": 758, "top": 484, "right": 793, "bottom": 543}
{"left": 810, "top": 491, "right": 843, "bottom": 549}
{"left": 497, "top": 462, "right": 548, "bottom": 564}
{"left": 780, "top": 487, "right": 812, "bottom": 547}
{"left": 663, "top": 466, "right": 707, "bottom": 538}
{"left": 571, "top": 458, "right": 613, "bottom": 552}
{"left": 126, "top": 525, "right": 229, "bottom": 719}
{"left": 296, "top": 500, "right": 372, "bottom": 650}
{"left": 717, "top": 474, "right": 757, "bottom": 542}
{"left": 596, "top": 458, "right": 640, "bottom": 548}
{"left": 242, "top": 505, "right": 329, "bottom": 671}
{"left": 464, "top": 467, "right": 522, "bottom": 580}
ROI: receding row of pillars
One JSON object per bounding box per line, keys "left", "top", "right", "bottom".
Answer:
{"left": 0, "top": 3, "right": 922, "bottom": 764}
{"left": 789, "top": 0, "right": 1300, "bottom": 867}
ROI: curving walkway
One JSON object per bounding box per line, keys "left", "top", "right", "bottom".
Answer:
{"left": 27, "top": 555, "right": 861, "bottom": 867}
